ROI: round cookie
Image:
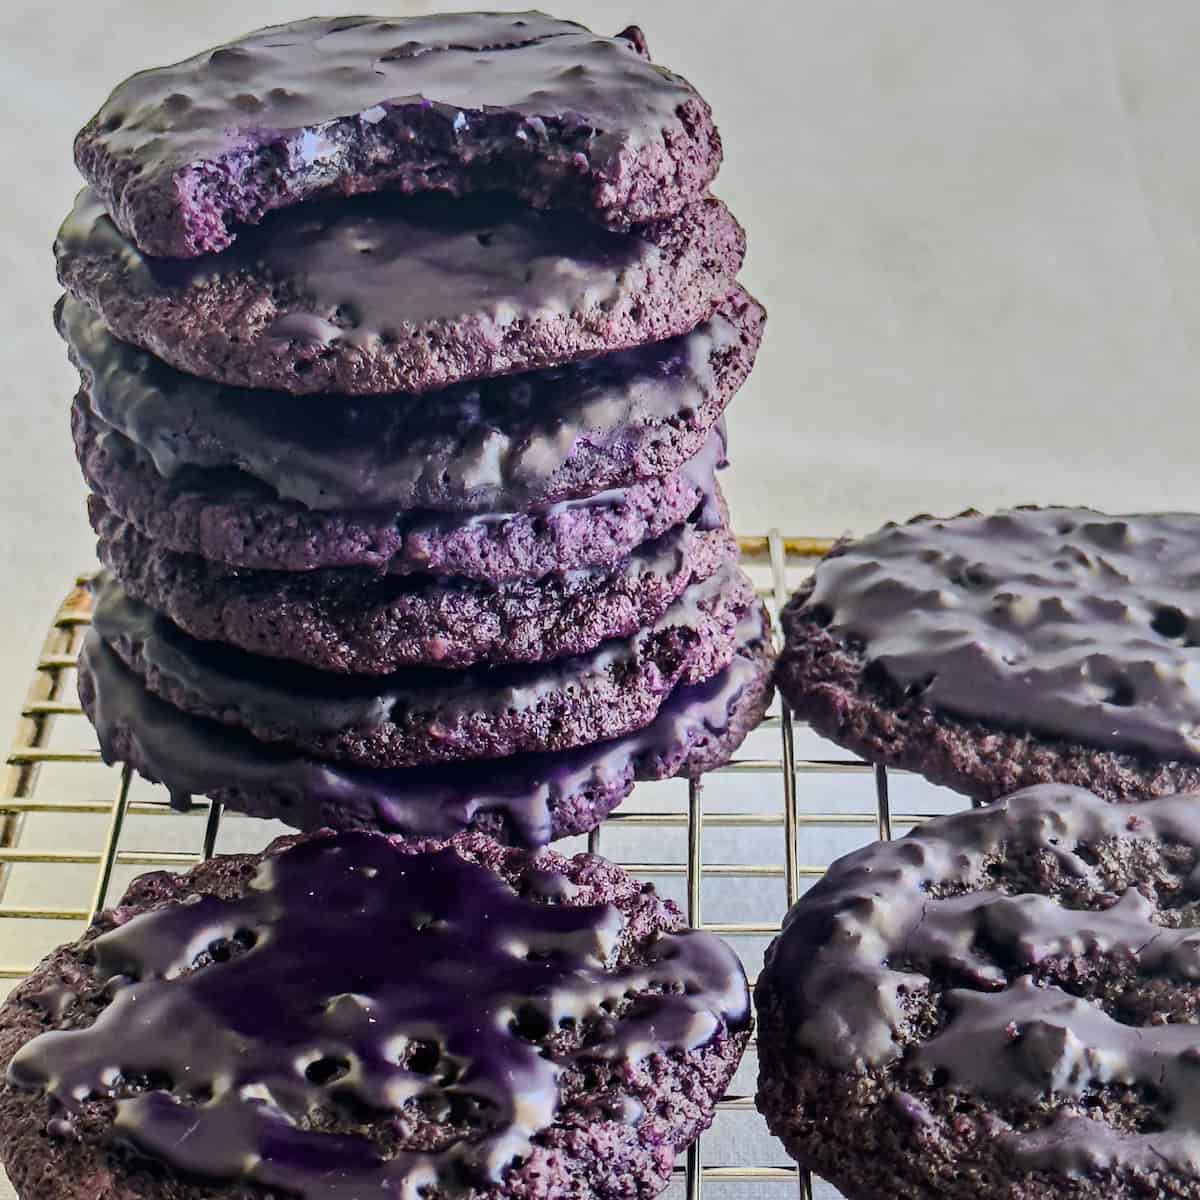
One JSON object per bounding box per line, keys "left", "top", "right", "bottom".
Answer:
{"left": 95, "top": 507, "right": 737, "bottom": 673}
{"left": 58, "top": 290, "right": 764, "bottom": 513}
{"left": 74, "top": 13, "right": 722, "bottom": 257}
{"left": 777, "top": 507, "right": 1200, "bottom": 803}
{"left": 756, "top": 783, "right": 1200, "bottom": 1200}
{"left": 76, "top": 402, "right": 727, "bottom": 582}
{"left": 0, "top": 830, "right": 752, "bottom": 1200}
{"left": 56, "top": 187, "right": 745, "bottom": 395}
{"left": 91, "top": 565, "right": 759, "bottom": 768}
{"left": 76, "top": 605, "right": 775, "bottom": 845}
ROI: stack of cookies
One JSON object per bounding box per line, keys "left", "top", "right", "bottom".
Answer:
{"left": 55, "top": 12, "right": 773, "bottom": 847}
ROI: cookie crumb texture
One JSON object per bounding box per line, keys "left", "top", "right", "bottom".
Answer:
{"left": 94, "top": 510, "right": 738, "bottom": 674}
{"left": 756, "top": 784, "right": 1200, "bottom": 1199}
{"left": 778, "top": 507, "right": 1200, "bottom": 802}
{"left": 75, "top": 12, "right": 721, "bottom": 257}
{"left": 0, "top": 832, "right": 751, "bottom": 1200}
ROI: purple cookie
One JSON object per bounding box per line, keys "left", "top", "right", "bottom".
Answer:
{"left": 75, "top": 404, "right": 728, "bottom": 582}
{"left": 92, "top": 565, "right": 759, "bottom": 768}
{"left": 56, "top": 188, "right": 745, "bottom": 395}
{"left": 74, "top": 13, "right": 722, "bottom": 257}
{"left": 756, "top": 783, "right": 1200, "bottom": 1199}
{"left": 777, "top": 507, "right": 1200, "bottom": 803}
{"left": 95, "top": 507, "right": 737, "bottom": 673}
{"left": 0, "top": 830, "right": 751, "bottom": 1200}
{"left": 76, "top": 604, "right": 775, "bottom": 845}
{"left": 58, "top": 290, "right": 764, "bottom": 513}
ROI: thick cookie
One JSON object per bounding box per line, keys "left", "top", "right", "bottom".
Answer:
{"left": 58, "top": 290, "right": 763, "bottom": 513}
{"left": 91, "top": 565, "right": 759, "bottom": 768}
{"left": 74, "top": 13, "right": 722, "bottom": 257}
{"left": 76, "top": 605, "right": 775, "bottom": 845}
{"left": 56, "top": 188, "right": 745, "bottom": 395}
{"left": 777, "top": 507, "right": 1200, "bottom": 803}
{"left": 756, "top": 783, "right": 1200, "bottom": 1200}
{"left": 95, "top": 507, "right": 737, "bottom": 673}
{"left": 0, "top": 830, "right": 751, "bottom": 1200}
{"left": 75, "top": 400, "right": 727, "bottom": 582}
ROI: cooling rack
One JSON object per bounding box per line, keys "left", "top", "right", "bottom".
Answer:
{"left": 0, "top": 530, "right": 972, "bottom": 1200}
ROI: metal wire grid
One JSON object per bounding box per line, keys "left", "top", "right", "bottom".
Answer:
{"left": 0, "top": 530, "right": 961, "bottom": 1200}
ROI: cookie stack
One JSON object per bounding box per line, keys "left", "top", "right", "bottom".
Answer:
{"left": 56, "top": 12, "right": 773, "bottom": 847}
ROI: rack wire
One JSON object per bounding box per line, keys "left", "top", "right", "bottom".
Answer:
{"left": 0, "top": 531, "right": 971, "bottom": 1200}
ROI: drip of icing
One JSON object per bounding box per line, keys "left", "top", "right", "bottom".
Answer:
{"left": 805, "top": 508, "right": 1200, "bottom": 761}
{"left": 75, "top": 401, "right": 728, "bottom": 582}
{"left": 58, "top": 291, "right": 759, "bottom": 513}
{"left": 79, "top": 604, "right": 769, "bottom": 846}
{"left": 10, "top": 834, "right": 750, "bottom": 1197}
{"left": 417, "top": 419, "right": 728, "bottom": 534}
{"left": 78, "top": 392, "right": 728, "bottom": 569}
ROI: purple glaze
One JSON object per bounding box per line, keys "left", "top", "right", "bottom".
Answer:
{"left": 61, "top": 185, "right": 641, "bottom": 337}
{"left": 765, "top": 783, "right": 1200, "bottom": 1179}
{"left": 78, "top": 393, "right": 728, "bottom": 580}
{"left": 75, "top": 12, "right": 716, "bottom": 254}
{"left": 57, "top": 186, "right": 742, "bottom": 395}
{"left": 84, "top": 14, "right": 680, "bottom": 166}
{"left": 58, "top": 291, "right": 760, "bottom": 513}
{"left": 9, "top": 834, "right": 749, "bottom": 1196}
{"left": 805, "top": 507, "right": 1200, "bottom": 763}
{"left": 89, "top": 556, "right": 743, "bottom": 746}
{"left": 78, "top": 604, "right": 770, "bottom": 845}
{"left": 335, "top": 416, "right": 728, "bottom": 542}
{"left": 84, "top": 14, "right": 677, "bottom": 168}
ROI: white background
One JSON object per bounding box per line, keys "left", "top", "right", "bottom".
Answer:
{"left": 2, "top": 1, "right": 1199, "bottom": 721}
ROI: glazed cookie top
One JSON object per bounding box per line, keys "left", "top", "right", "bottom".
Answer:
{"left": 763, "top": 783, "right": 1200, "bottom": 1179}
{"left": 795, "top": 507, "right": 1200, "bottom": 762}
{"left": 59, "top": 289, "right": 763, "bottom": 513}
{"left": 57, "top": 188, "right": 744, "bottom": 394}
{"left": 6, "top": 831, "right": 750, "bottom": 1197}
{"left": 75, "top": 13, "right": 720, "bottom": 256}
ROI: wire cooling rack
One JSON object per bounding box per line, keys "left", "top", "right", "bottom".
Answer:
{"left": 0, "top": 531, "right": 972, "bottom": 1200}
